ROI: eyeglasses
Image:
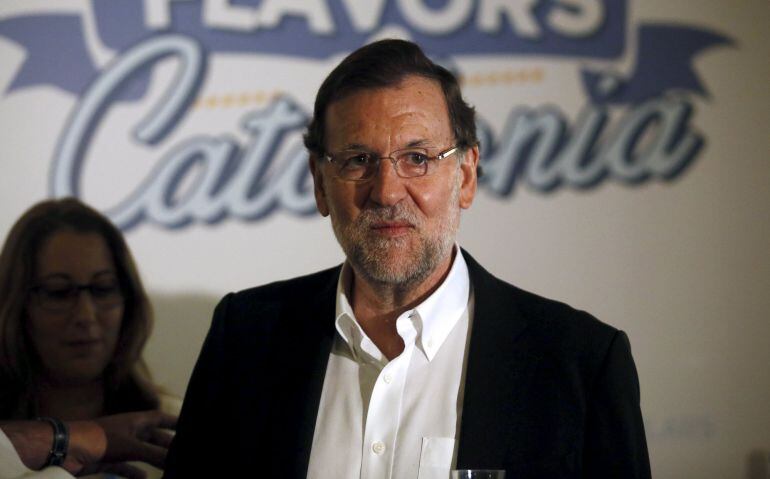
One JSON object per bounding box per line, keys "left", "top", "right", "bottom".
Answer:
{"left": 29, "top": 279, "right": 124, "bottom": 313}
{"left": 323, "top": 145, "right": 458, "bottom": 182}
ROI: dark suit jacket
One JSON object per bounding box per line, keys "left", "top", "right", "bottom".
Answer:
{"left": 164, "top": 252, "right": 650, "bottom": 478}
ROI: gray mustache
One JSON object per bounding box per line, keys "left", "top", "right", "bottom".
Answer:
{"left": 357, "top": 205, "right": 420, "bottom": 226}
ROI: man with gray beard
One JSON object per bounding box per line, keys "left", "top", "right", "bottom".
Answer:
{"left": 164, "top": 40, "right": 651, "bottom": 479}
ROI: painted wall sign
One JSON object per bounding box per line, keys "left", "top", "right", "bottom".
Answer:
{"left": 0, "top": 0, "right": 731, "bottom": 230}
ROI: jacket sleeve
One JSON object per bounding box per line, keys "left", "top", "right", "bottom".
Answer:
{"left": 583, "top": 330, "right": 651, "bottom": 478}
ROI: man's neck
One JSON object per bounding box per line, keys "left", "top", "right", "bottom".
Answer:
{"left": 349, "top": 252, "right": 454, "bottom": 360}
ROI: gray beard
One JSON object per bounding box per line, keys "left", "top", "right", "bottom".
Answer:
{"left": 345, "top": 231, "right": 450, "bottom": 290}
{"left": 330, "top": 176, "right": 461, "bottom": 291}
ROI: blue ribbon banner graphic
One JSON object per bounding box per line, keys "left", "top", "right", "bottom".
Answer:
{"left": 0, "top": 0, "right": 732, "bottom": 230}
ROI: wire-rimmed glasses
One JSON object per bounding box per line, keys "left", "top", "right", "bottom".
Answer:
{"left": 323, "top": 145, "right": 458, "bottom": 182}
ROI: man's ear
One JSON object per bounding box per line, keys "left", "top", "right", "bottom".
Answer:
{"left": 309, "top": 154, "right": 330, "bottom": 217}
{"left": 458, "top": 145, "right": 479, "bottom": 209}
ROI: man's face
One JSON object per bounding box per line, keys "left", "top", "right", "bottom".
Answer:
{"left": 311, "top": 75, "right": 478, "bottom": 288}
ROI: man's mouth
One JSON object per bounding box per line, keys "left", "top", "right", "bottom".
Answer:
{"left": 370, "top": 221, "right": 414, "bottom": 237}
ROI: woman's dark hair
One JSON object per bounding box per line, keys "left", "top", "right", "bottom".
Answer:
{"left": 304, "top": 39, "right": 478, "bottom": 156}
{"left": 0, "top": 198, "right": 158, "bottom": 418}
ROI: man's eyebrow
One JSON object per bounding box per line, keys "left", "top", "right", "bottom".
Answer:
{"left": 337, "top": 139, "right": 433, "bottom": 151}
{"left": 341, "top": 143, "right": 370, "bottom": 151}
{"left": 403, "top": 139, "right": 431, "bottom": 148}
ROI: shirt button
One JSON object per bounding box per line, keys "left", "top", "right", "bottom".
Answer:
{"left": 372, "top": 441, "right": 386, "bottom": 455}
{"left": 383, "top": 374, "right": 392, "bottom": 384}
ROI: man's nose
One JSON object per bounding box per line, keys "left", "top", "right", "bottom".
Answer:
{"left": 368, "top": 157, "right": 407, "bottom": 206}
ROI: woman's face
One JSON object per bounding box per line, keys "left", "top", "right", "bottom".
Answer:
{"left": 26, "top": 230, "right": 124, "bottom": 386}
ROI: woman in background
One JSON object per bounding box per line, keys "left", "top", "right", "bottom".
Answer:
{"left": 0, "top": 198, "right": 177, "bottom": 478}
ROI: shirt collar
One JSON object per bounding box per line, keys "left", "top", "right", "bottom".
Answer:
{"left": 334, "top": 245, "right": 470, "bottom": 362}
{"left": 334, "top": 263, "right": 369, "bottom": 362}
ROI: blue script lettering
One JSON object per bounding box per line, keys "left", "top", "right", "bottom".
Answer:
{"left": 109, "top": 98, "right": 314, "bottom": 229}
{"left": 52, "top": 34, "right": 204, "bottom": 197}
{"left": 51, "top": 34, "right": 703, "bottom": 231}
{"left": 50, "top": 34, "right": 316, "bottom": 229}
{"left": 481, "top": 96, "right": 702, "bottom": 196}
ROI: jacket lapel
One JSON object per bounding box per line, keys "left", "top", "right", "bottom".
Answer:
{"left": 267, "top": 267, "right": 339, "bottom": 477}
{"left": 294, "top": 289, "right": 336, "bottom": 476}
{"left": 457, "top": 252, "right": 538, "bottom": 469}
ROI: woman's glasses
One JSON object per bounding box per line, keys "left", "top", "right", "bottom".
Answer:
{"left": 29, "top": 278, "right": 124, "bottom": 313}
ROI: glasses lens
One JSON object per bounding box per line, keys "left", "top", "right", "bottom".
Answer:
{"left": 334, "top": 152, "right": 375, "bottom": 181}
{"left": 393, "top": 149, "right": 430, "bottom": 178}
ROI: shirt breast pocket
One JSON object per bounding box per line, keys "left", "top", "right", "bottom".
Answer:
{"left": 418, "top": 437, "right": 457, "bottom": 479}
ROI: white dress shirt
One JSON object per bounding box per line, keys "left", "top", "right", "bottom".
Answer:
{"left": 307, "top": 249, "right": 473, "bottom": 479}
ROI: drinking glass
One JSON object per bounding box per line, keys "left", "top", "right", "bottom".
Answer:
{"left": 451, "top": 470, "right": 506, "bottom": 479}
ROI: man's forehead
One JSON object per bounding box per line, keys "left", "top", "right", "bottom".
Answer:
{"left": 323, "top": 76, "right": 452, "bottom": 146}
{"left": 327, "top": 75, "right": 445, "bottom": 108}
